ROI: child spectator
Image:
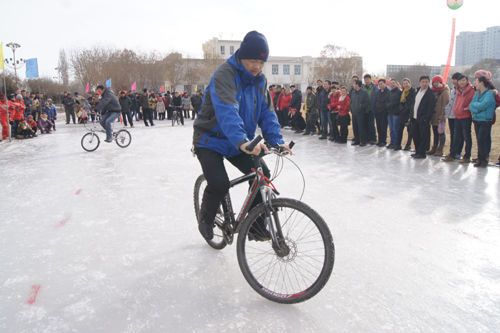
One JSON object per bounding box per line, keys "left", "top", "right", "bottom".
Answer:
{"left": 17, "top": 117, "right": 36, "bottom": 138}
{"left": 77, "top": 107, "right": 88, "bottom": 124}
{"left": 38, "top": 113, "right": 54, "bottom": 134}
{"left": 27, "top": 115, "right": 38, "bottom": 134}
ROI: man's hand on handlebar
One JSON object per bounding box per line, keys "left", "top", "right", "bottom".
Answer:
{"left": 241, "top": 141, "right": 269, "bottom": 156}
{"left": 278, "top": 144, "right": 293, "bottom": 156}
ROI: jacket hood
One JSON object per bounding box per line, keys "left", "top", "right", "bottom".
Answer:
{"left": 458, "top": 83, "right": 474, "bottom": 95}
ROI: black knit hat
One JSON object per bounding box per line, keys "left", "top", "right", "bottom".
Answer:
{"left": 306, "top": 86, "right": 313, "bottom": 91}
{"left": 238, "top": 31, "right": 269, "bottom": 62}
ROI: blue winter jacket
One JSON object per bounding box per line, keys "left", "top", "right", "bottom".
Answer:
{"left": 470, "top": 89, "right": 496, "bottom": 122}
{"left": 192, "top": 51, "right": 284, "bottom": 158}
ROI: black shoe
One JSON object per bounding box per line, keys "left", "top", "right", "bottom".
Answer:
{"left": 198, "top": 221, "right": 214, "bottom": 240}
{"left": 386, "top": 144, "right": 394, "bottom": 149}
{"left": 393, "top": 145, "right": 402, "bottom": 151}
{"left": 404, "top": 145, "right": 411, "bottom": 151}
{"left": 104, "top": 139, "right": 113, "bottom": 143}
{"left": 411, "top": 153, "right": 418, "bottom": 157}
{"left": 369, "top": 141, "right": 377, "bottom": 145}
{"left": 351, "top": 142, "right": 360, "bottom": 146}
{"left": 413, "top": 154, "right": 426, "bottom": 159}
{"left": 248, "top": 226, "right": 271, "bottom": 242}
{"left": 302, "top": 132, "right": 310, "bottom": 135}
{"left": 151, "top": 124, "right": 155, "bottom": 126}
{"left": 145, "top": 124, "right": 150, "bottom": 126}
{"left": 376, "top": 142, "right": 385, "bottom": 147}
{"left": 359, "top": 143, "right": 367, "bottom": 147}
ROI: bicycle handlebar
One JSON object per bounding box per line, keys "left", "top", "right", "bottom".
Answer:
{"left": 245, "top": 135, "right": 262, "bottom": 152}
{"left": 246, "top": 135, "right": 295, "bottom": 157}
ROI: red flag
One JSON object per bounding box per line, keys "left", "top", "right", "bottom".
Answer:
{"left": 131, "top": 82, "right": 136, "bottom": 91}
{"left": 160, "top": 85, "right": 164, "bottom": 93}
{"left": 85, "top": 83, "right": 89, "bottom": 93}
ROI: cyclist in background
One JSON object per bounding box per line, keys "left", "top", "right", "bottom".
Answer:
{"left": 192, "top": 31, "right": 292, "bottom": 241}
{"left": 95, "top": 85, "right": 122, "bottom": 143}
{"left": 171, "top": 91, "right": 184, "bottom": 125}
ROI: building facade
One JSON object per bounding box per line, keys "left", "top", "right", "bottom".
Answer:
{"left": 455, "top": 26, "right": 500, "bottom": 66}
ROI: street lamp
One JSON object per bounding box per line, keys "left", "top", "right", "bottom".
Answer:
{"left": 54, "top": 67, "right": 62, "bottom": 85}
{"left": 4, "top": 42, "right": 25, "bottom": 82}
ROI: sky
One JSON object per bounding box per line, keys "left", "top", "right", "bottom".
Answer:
{"left": 1, "top": 0, "right": 499, "bottom": 81}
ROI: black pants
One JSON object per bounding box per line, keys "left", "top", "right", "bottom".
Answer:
{"left": 196, "top": 148, "right": 270, "bottom": 226}
{"left": 276, "top": 110, "right": 284, "bottom": 127}
{"left": 365, "top": 112, "right": 377, "bottom": 142}
{"left": 167, "top": 107, "right": 173, "bottom": 120}
{"left": 375, "top": 112, "right": 388, "bottom": 144}
{"left": 142, "top": 108, "right": 154, "bottom": 126}
{"left": 431, "top": 125, "right": 445, "bottom": 149}
{"left": 397, "top": 122, "right": 412, "bottom": 147}
{"left": 305, "top": 113, "right": 319, "bottom": 134}
{"left": 448, "top": 118, "right": 463, "bottom": 155}
{"left": 352, "top": 113, "right": 367, "bottom": 144}
{"left": 451, "top": 117, "right": 472, "bottom": 159}
{"left": 473, "top": 120, "right": 493, "bottom": 159}
{"left": 290, "top": 112, "right": 306, "bottom": 130}
{"left": 159, "top": 112, "right": 165, "bottom": 120}
{"left": 411, "top": 119, "right": 430, "bottom": 155}
{"left": 65, "top": 109, "right": 76, "bottom": 124}
{"left": 121, "top": 111, "right": 134, "bottom": 127}
{"left": 330, "top": 113, "right": 339, "bottom": 140}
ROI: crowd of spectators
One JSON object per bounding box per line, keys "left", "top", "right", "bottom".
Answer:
{"left": 270, "top": 70, "right": 500, "bottom": 167}
{"left": 0, "top": 89, "right": 57, "bottom": 140}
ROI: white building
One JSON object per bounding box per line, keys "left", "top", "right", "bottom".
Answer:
{"left": 203, "top": 38, "right": 241, "bottom": 60}
{"left": 455, "top": 26, "right": 500, "bottom": 66}
{"left": 202, "top": 37, "right": 315, "bottom": 91}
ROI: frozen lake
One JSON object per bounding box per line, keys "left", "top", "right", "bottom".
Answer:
{"left": 1, "top": 118, "right": 499, "bottom": 332}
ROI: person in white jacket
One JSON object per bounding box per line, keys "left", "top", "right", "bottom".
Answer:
{"left": 443, "top": 72, "right": 463, "bottom": 159}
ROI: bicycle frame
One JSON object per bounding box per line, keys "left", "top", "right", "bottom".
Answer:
{"left": 220, "top": 156, "right": 285, "bottom": 252}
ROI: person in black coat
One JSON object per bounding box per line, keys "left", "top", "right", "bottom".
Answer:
{"left": 411, "top": 76, "right": 436, "bottom": 158}
{"left": 118, "top": 91, "right": 134, "bottom": 127}
{"left": 386, "top": 79, "right": 403, "bottom": 148}
{"left": 191, "top": 91, "right": 203, "bottom": 120}
{"left": 374, "top": 79, "right": 389, "bottom": 147}
{"left": 396, "top": 79, "right": 416, "bottom": 151}
{"left": 350, "top": 80, "right": 370, "bottom": 146}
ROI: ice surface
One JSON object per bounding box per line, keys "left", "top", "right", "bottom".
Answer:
{"left": 1, "top": 119, "right": 499, "bottom": 332}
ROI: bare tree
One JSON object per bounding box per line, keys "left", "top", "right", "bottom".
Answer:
{"left": 58, "top": 49, "right": 70, "bottom": 86}
{"left": 316, "top": 45, "right": 363, "bottom": 86}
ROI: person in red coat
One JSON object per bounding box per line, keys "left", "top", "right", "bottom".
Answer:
{"left": 331, "top": 86, "right": 351, "bottom": 143}
{"left": 0, "top": 94, "right": 13, "bottom": 140}
{"left": 442, "top": 75, "right": 476, "bottom": 163}
{"left": 278, "top": 88, "right": 292, "bottom": 128}
{"left": 328, "top": 85, "right": 341, "bottom": 141}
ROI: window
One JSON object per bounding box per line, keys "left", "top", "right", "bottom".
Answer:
{"left": 294, "top": 65, "right": 301, "bottom": 75}
{"left": 283, "top": 65, "right": 290, "bottom": 75}
{"left": 272, "top": 64, "right": 279, "bottom": 75}
{"left": 230, "top": 46, "right": 234, "bottom": 55}
{"left": 220, "top": 46, "right": 225, "bottom": 55}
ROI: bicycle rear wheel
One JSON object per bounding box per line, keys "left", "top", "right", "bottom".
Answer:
{"left": 236, "top": 198, "right": 334, "bottom": 304}
{"left": 172, "top": 114, "right": 175, "bottom": 126}
{"left": 193, "top": 174, "right": 227, "bottom": 250}
{"left": 81, "top": 132, "right": 100, "bottom": 152}
{"left": 115, "top": 129, "right": 131, "bottom": 148}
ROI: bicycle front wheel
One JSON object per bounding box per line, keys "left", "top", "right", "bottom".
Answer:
{"left": 115, "top": 129, "right": 131, "bottom": 148}
{"left": 236, "top": 198, "right": 334, "bottom": 304}
{"left": 81, "top": 132, "right": 100, "bottom": 152}
{"left": 172, "top": 115, "right": 175, "bottom": 126}
{"left": 193, "top": 174, "right": 227, "bottom": 250}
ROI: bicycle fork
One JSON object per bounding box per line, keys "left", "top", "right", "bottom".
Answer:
{"left": 260, "top": 186, "right": 290, "bottom": 258}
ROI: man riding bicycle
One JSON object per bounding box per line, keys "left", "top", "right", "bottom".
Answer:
{"left": 192, "top": 31, "right": 292, "bottom": 241}
{"left": 171, "top": 92, "right": 184, "bottom": 124}
{"left": 95, "top": 85, "right": 122, "bottom": 142}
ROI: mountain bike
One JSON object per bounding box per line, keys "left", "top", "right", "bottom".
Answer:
{"left": 172, "top": 106, "right": 184, "bottom": 126}
{"left": 193, "top": 135, "right": 335, "bottom": 304}
{"left": 81, "top": 113, "right": 132, "bottom": 152}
